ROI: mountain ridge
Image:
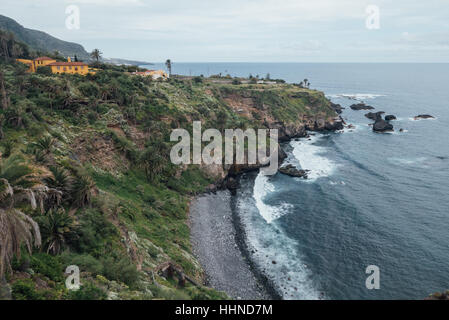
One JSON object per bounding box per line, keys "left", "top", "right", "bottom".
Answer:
{"left": 0, "top": 14, "right": 152, "bottom": 65}
{"left": 0, "top": 14, "right": 90, "bottom": 60}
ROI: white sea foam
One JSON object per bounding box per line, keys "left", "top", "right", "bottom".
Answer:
{"left": 289, "top": 135, "right": 338, "bottom": 181}
{"left": 341, "top": 123, "right": 365, "bottom": 133}
{"left": 327, "top": 93, "right": 385, "bottom": 101}
{"left": 239, "top": 194, "right": 323, "bottom": 299}
{"left": 253, "top": 173, "right": 293, "bottom": 223}
{"left": 388, "top": 157, "right": 427, "bottom": 166}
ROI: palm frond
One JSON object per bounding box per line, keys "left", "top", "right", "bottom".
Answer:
{"left": 0, "top": 208, "right": 41, "bottom": 277}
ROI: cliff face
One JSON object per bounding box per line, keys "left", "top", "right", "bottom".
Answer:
{"left": 0, "top": 60, "right": 340, "bottom": 300}
{"left": 196, "top": 85, "right": 343, "bottom": 183}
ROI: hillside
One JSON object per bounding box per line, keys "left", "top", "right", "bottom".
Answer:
{"left": 0, "top": 34, "right": 340, "bottom": 299}
{"left": 0, "top": 14, "right": 90, "bottom": 60}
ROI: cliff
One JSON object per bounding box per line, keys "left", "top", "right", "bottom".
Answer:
{"left": 0, "top": 57, "right": 340, "bottom": 300}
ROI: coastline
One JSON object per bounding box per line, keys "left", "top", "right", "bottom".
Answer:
{"left": 189, "top": 116, "right": 345, "bottom": 300}
{"left": 189, "top": 190, "right": 276, "bottom": 300}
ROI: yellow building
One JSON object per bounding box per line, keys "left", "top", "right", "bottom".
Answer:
{"left": 48, "top": 57, "right": 91, "bottom": 75}
{"left": 16, "top": 56, "right": 95, "bottom": 75}
{"left": 16, "top": 56, "right": 56, "bottom": 73}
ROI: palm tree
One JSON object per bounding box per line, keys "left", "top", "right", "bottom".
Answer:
{"left": 70, "top": 168, "right": 97, "bottom": 208}
{"left": 0, "top": 155, "right": 43, "bottom": 278}
{"left": 90, "top": 49, "right": 102, "bottom": 62}
{"left": 0, "top": 71, "right": 9, "bottom": 110}
{"left": 1, "top": 154, "right": 62, "bottom": 213}
{"left": 165, "top": 59, "right": 172, "bottom": 76}
{"left": 44, "top": 166, "right": 71, "bottom": 194}
{"left": 0, "top": 208, "right": 41, "bottom": 277}
{"left": 32, "top": 136, "right": 56, "bottom": 155}
{"left": 138, "top": 141, "right": 169, "bottom": 182}
{"left": 36, "top": 208, "right": 75, "bottom": 255}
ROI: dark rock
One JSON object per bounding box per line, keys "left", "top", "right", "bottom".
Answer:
{"left": 330, "top": 102, "right": 344, "bottom": 114}
{"left": 364, "top": 111, "right": 385, "bottom": 120}
{"left": 350, "top": 103, "right": 375, "bottom": 111}
{"left": 279, "top": 164, "right": 308, "bottom": 178}
{"left": 224, "top": 177, "right": 239, "bottom": 195}
{"left": 324, "top": 118, "right": 344, "bottom": 131}
{"left": 385, "top": 115, "right": 397, "bottom": 121}
{"left": 414, "top": 114, "right": 434, "bottom": 120}
{"left": 373, "top": 118, "right": 394, "bottom": 132}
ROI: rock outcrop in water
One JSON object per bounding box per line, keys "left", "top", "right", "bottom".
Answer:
{"left": 414, "top": 114, "right": 434, "bottom": 120}
{"left": 373, "top": 117, "right": 394, "bottom": 132}
{"left": 330, "top": 102, "right": 344, "bottom": 114}
{"left": 385, "top": 115, "right": 397, "bottom": 121}
{"left": 350, "top": 103, "right": 375, "bottom": 110}
{"left": 365, "top": 111, "right": 385, "bottom": 120}
{"left": 279, "top": 164, "right": 309, "bottom": 178}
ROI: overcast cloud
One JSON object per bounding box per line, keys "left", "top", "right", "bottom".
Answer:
{"left": 1, "top": 0, "right": 449, "bottom": 62}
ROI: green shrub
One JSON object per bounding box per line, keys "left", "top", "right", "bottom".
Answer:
{"left": 74, "top": 209, "right": 119, "bottom": 255}
{"left": 12, "top": 279, "right": 42, "bottom": 300}
{"left": 36, "top": 66, "right": 52, "bottom": 76}
{"left": 101, "top": 256, "right": 140, "bottom": 288}
{"left": 67, "top": 282, "right": 107, "bottom": 300}
{"left": 60, "top": 252, "right": 104, "bottom": 276}
{"left": 30, "top": 253, "right": 64, "bottom": 282}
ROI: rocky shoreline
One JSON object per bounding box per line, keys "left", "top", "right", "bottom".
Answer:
{"left": 189, "top": 116, "right": 344, "bottom": 300}
{"left": 189, "top": 191, "right": 275, "bottom": 299}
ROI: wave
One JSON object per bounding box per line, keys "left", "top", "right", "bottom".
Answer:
{"left": 327, "top": 93, "right": 385, "bottom": 101}
{"left": 388, "top": 157, "right": 427, "bottom": 166}
{"left": 240, "top": 180, "right": 323, "bottom": 299}
{"left": 253, "top": 173, "right": 293, "bottom": 223}
{"left": 289, "top": 135, "right": 338, "bottom": 181}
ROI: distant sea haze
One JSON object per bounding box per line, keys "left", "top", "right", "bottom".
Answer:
{"left": 174, "top": 62, "right": 449, "bottom": 299}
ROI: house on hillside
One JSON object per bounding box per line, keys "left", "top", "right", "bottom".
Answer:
{"left": 16, "top": 56, "right": 56, "bottom": 73}
{"left": 16, "top": 56, "right": 96, "bottom": 75}
{"left": 132, "top": 70, "right": 169, "bottom": 80}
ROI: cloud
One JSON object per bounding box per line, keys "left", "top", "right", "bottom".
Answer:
{"left": 65, "top": 0, "right": 144, "bottom": 6}
{"left": 3, "top": 0, "right": 449, "bottom": 61}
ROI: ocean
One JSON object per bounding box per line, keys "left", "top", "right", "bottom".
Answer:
{"left": 154, "top": 63, "right": 449, "bottom": 300}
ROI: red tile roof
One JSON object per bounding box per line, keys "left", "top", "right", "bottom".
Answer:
{"left": 48, "top": 62, "right": 88, "bottom": 66}
{"left": 34, "top": 56, "right": 55, "bottom": 61}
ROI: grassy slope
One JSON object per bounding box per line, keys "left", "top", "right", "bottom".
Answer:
{"left": 0, "top": 61, "right": 336, "bottom": 300}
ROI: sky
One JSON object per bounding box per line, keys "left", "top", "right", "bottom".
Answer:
{"left": 1, "top": 0, "right": 449, "bottom": 62}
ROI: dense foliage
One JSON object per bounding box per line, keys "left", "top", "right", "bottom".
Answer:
{"left": 0, "top": 34, "right": 335, "bottom": 300}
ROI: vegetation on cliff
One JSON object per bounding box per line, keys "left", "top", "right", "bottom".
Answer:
{"left": 0, "top": 35, "right": 338, "bottom": 300}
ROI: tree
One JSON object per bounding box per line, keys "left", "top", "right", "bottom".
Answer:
{"left": 70, "top": 167, "right": 97, "bottom": 208}
{"left": 36, "top": 208, "right": 76, "bottom": 255}
{"left": 0, "top": 71, "right": 9, "bottom": 110}
{"left": 165, "top": 59, "right": 172, "bottom": 76}
{"left": 31, "top": 136, "right": 56, "bottom": 155}
{"left": 138, "top": 141, "right": 169, "bottom": 182}
{"left": 0, "top": 155, "right": 43, "bottom": 278}
{"left": 43, "top": 166, "right": 71, "bottom": 195}
{"left": 90, "top": 49, "right": 102, "bottom": 62}
{"left": 0, "top": 208, "right": 41, "bottom": 277}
